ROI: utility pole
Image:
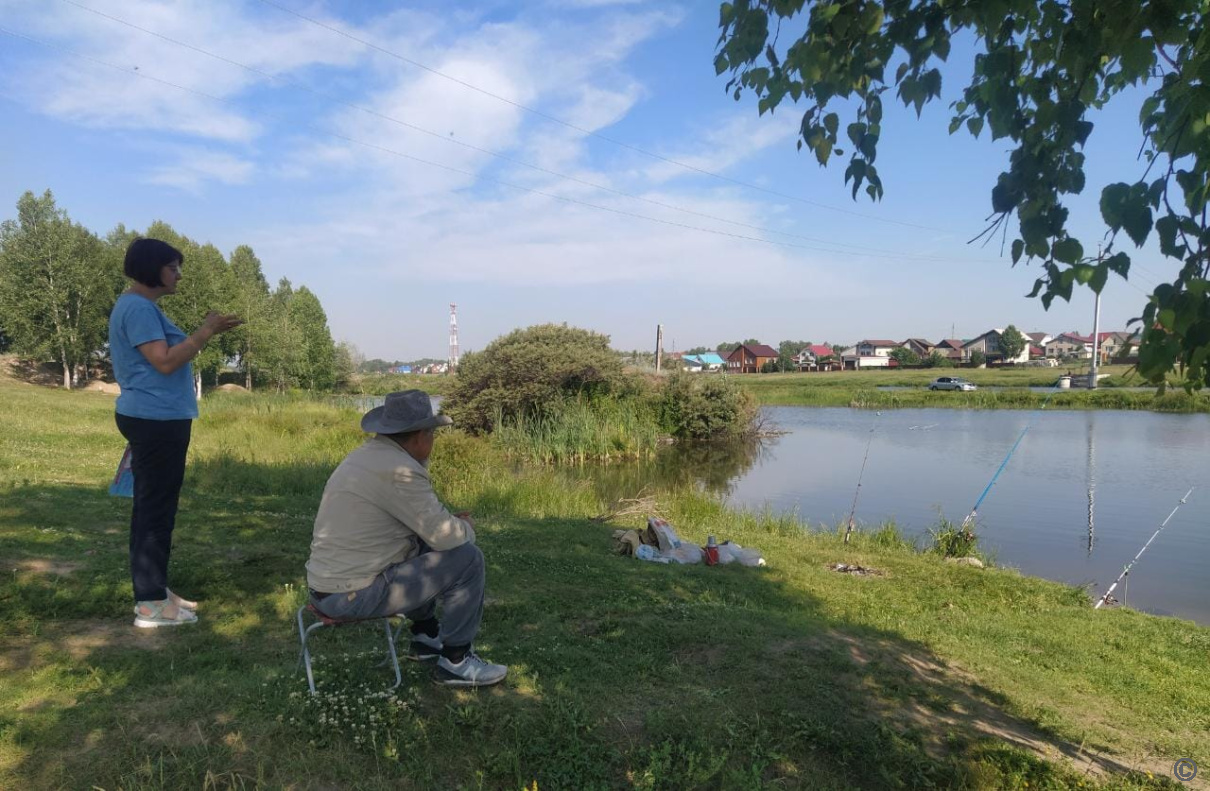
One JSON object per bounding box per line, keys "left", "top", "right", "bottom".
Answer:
{"left": 1089, "top": 247, "right": 1102, "bottom": 389}
{"left": 655, "top": 324, "right": 664, "bottom": 373}
{"left": 448, "top": 303, "right": 460, "bottom": 373}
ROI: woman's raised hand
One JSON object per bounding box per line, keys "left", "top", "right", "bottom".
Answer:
{"left": 203, "top": 312, "right": 244, "bottom": 335}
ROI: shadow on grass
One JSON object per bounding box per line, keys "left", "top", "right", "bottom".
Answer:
{"left": 0, "top": 456, "right": 1171, "bottom": 790}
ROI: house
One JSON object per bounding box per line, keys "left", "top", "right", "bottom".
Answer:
{"left": 1095, "top": 332, "right": 1136, "bottom": 361}
{"left": 1045, "top": 332, "right": 1093, "bottom": 359}
{"left": 1024, "top": 333, "right": 1052, "bottom": 359}
{"left": 792, "top": 344, "right": 840, "bottom": 371}
{"left": 856, "top": 339, "right": 898, "bottom": 357}
{"left": 681, "top": 352, "right": 726, "bottom": 372}
{"left": 726, "top": 343, "right": 779, "bottom": 373}
{"left": 900, "top": 338, "right": 935, "bottom": 358}
{"left": 935, "top": 339, "right": 966, "bottom": 361}
{"left": 963, "top": 328, "right": 1031, "bottom": 364}
{"left": 842, "top": 340, "right": 896, "bottom": 369}
{"left": 389, "top": 365, "right": 413, "bottom": 374}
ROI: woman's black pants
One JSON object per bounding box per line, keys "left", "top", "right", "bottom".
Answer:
{"left": 115, "top": 414, "right": 192, "bottom": 602}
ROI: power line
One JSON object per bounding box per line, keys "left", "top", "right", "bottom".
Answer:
{"left": 0, "top": 24, "right": 989, "bottom": 262}
{"left": 253, "top": 0, "right": 948, "bottom": 233}
{"left": 53, "top": 0, "right": 982, "bottom": 262}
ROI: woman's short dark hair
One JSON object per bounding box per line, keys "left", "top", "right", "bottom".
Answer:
{"left": 124, "top": 238, "right": 184, "bottom": 288}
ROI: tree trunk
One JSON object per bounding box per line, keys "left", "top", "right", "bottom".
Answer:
{"left": 60, "top": 349, "right": 71, "bottom": 390}
{"left": 245, "top": 365, "right": 252, "bottom": 390}
{"left": 194, "top": 372, "right": 203, "bottom": 400}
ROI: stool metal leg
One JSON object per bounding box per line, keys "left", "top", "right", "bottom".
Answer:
{"left": 383, "top": 618, "right": 403, "bottom": 689}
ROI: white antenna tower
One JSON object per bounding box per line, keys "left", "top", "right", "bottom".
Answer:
{"left": 448, "top": 303, "right": 460, "bottom": 372}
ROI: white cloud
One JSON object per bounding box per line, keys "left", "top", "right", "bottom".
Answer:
{"left": 143, "top": 148, "right": 254, "bottom": 191}
{"left": 1, "top": 0, "right": 365, "bottom": 141}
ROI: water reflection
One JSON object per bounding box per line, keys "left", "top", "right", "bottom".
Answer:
{"left": 562, "top": 436, "right": 766, "bottom": 504}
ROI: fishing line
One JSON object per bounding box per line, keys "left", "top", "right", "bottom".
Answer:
{"left": 843, "top": 410, "right": 881, "bottom": 544}
{"left": 960, "top": 386, "right": 1061, "bottom": 530}
{"left": 1094, "top": 487, "right": 1194, "bottom": 609}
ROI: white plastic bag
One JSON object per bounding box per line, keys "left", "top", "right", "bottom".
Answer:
{"left": 716, "top": 541, "right": 766, "bottom": 567}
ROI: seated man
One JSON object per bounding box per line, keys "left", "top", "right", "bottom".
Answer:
{"left": 305, "top": 389, "right": 506, "bottom": 687}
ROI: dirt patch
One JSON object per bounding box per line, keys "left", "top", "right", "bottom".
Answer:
{"left": 0, "top": 619, "right": 165, "bottom": 672}
{"left": 82, "top": 380, "right": 121, "bottom": 395}
{"left": 215, "top": 383, "right": 248, "bottom": 392}
{"left": 11, "top": 558, "right": 83, "bottom": 577}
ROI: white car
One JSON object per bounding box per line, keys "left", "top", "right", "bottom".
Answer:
{"left": 929, "top": 376, "right": 977, "bottom": 391}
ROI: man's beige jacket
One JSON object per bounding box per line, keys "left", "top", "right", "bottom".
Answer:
{"left": 306, "top": 435, "right": 475, "bottom": 593}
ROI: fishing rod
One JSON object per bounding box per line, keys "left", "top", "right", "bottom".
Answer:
{"left": 1094, "top": 487, "right": 1194, "bottom": 609}
{"left": 843, "top": 411, "right": 881, "bottom": 544}
{"left": 960, "top": 387, "right": 1062, "bottom": 530}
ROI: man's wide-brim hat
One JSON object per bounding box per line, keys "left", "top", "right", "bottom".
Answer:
{"left": 361, "top": 389, "right": 452, "bottom": 434}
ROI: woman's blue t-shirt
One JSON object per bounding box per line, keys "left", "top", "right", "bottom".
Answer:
{"left": 109, "top": 293, "right": 198, "bottom": 420}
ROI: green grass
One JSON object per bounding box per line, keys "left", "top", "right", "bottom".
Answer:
{"left": 1, "top": 375, "right": 1207, "bottom": 789}
{"left": 491, "top": 396, "right": 664, "bottom": 463}
{"left": 737, "top": 365, "right": 1210, "bottom": 412}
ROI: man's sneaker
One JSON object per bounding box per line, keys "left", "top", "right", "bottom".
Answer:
{"left": 434, "top": 652, "right": 508, "bottom": 688}
{"left": 407, "top": 631, "right": 443, "bottom": 663}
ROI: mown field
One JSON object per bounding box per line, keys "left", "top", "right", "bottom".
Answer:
{"left": 0, "top": 373, "right": 1207, "bottom": 790}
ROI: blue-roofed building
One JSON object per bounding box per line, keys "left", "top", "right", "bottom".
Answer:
{"left": 681, "top": 352, "right": 725, "bottom": 372}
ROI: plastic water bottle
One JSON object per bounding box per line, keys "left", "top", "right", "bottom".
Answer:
{"left": 636, "top": 544, "right": 671, "bottom": 564}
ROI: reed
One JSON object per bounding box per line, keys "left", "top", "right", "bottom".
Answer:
{"left": 491, "top": 395, "right": 664, "bottom": 463}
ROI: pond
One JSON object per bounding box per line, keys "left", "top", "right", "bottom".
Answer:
{"left": 576, "top": 407, "right": 1210, "bottom": 625}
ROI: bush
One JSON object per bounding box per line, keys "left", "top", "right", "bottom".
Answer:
{"left": 443, "top": 324, "right": 624, "bottom": 433}
{"left": 659, "top": 372, "right": 758, "bottom": 440}
{"left": 969, "top": 350, "right": 987, "bottom": 367}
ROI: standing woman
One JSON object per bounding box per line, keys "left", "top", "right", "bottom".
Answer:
{"left": 109, "top": 238, "right": 242, "bottom": 628}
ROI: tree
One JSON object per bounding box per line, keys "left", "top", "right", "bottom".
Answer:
{"left": 685, "top": 346, "right": 712, "bottom": 355}
{"left": 999, "top": 325, "right": 1027, "bottom": 362}
{"left": 969, "top": 349, "right": 987, "bottom": 368}
{"left": 777, "top": 339, "right": 812, "bottom": 371}
{"left": 334, "top": 341, "right": 359, "bottom": 390}
{"left": 0, "top": 191, "right": 117, "bottom": 388}
{"left": 288, "top": 285, "right": 337, "bottom": 390}
{"left": 444, "top": 324, "right": 624, "bottom": 433}
{"left": 889, "top": 347, "right": 920, "bottom": 366}
{"left": 922, "top": 350, "right": 953, "bottom": 368}
{"left": 716, "top": 1, "right": 1210, "bottom": 389}
{"left": 227, "top": 245, "right": 272, "bottom": 389}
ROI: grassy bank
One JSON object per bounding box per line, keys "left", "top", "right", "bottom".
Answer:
{"left": 1, "top": 377, "right": 1207, "bottom": 789}
{"left": 737, "top": 366, "right": 1210, "bottom": 412}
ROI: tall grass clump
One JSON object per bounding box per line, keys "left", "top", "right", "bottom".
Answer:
{"left": 492, "top": 396, "right": 662, "bottom": 463}
{"left": 929, "top": 516, "right": 979, "bottom": 558}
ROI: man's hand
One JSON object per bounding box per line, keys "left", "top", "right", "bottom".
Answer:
{"left": 455, "top": 511, "right": 475, "bottom": 528}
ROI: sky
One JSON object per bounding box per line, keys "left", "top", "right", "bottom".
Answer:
{"left": 0, "top": 0, "right": 1182, "bottom": 360}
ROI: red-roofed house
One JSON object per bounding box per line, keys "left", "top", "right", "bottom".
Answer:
{"left": 793, "top": 344, "right": 840, "bottom": 371}
{"left": 726, "top": 343, "right": 779, "bottom": 373}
